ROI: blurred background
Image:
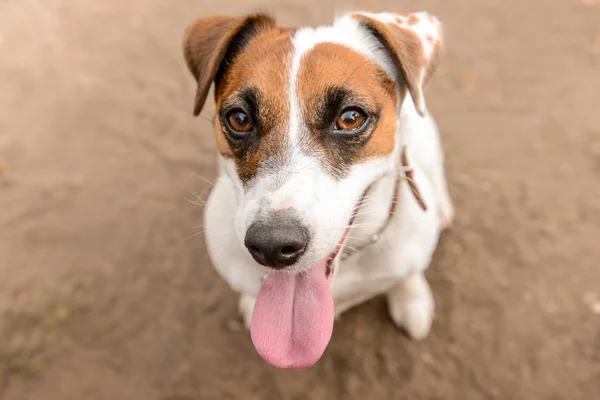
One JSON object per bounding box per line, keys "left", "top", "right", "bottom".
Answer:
{"left": 1, "top": 0, "right": 599, "bottom": 398}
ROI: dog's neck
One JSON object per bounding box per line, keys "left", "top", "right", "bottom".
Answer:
{"left": 343, "top": 160, "right": 398, "bottom": 258}
{"left": 342, "top": 143, "right": 426, "bottom": 260}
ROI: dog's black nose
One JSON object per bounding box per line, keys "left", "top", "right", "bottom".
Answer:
{"left": 244, "top": 212, "right": 309, "bottom": 269}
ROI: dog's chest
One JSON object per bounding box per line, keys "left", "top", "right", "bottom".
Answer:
{"left": 329, "top": 232, "right": 416, "bottom": 310}
{"left": 329, "top": 185, "right": 440, "bottom": 312}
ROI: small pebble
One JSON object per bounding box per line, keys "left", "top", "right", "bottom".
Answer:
{"left": 481, "top": 181, "right": 493, "bottom": 193}
{"left": 582, "top": 292, "right": 600, "bottom": 314}
{"left": 0, "top": 158, "right": 11, "bottom": 174}
{"left": 53, "top": 306, "right": 70, "bottom": 323}
{"left": 582, "top": 291, "right": 597, "bottom": 304}
{"left": 557, "top": 162, "right": 573, "bottom": 176}
{"left": 449, "top": 241, "right": 464, "bottom": 256}
{"left": 456, "top": 71, "right": 488, "bottom": 88}
{"left": 226, "top": 318, "right": 243, "bottom": 332}
{"left": 543, "top": 302, "right": 558, "bottom": 314}
{"left": 421, "top": 352, "right": 434, "bottom": 364}
{"left": 540, "top": 224, "right": 558, "bottom": 237}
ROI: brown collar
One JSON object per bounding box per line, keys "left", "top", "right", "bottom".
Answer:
{"left": 340, "top": 146, "right": 427, "bottom": 260}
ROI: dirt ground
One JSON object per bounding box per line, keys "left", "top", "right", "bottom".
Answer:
{"left": 1, "top": 0, "right": 599, "bottom": 399}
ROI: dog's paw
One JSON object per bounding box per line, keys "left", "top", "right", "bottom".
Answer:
{"left": 389, "top": 295, "right": 434, "bottom": 340}
{"left": 238, "top": 293, "right": 256, "bottom": 330}
{"left": 387, "top": 274, "right": 434, "bottom": 340}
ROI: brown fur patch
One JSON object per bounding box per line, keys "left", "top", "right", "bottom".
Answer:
{"left": 213, "top": 28, "right": 294, "bottom": 181}
{"left": 296, "top": 43, "right": 398, "bottom": 177}
{"left": 407, "top": 14, "right": 419, "bottom": 26}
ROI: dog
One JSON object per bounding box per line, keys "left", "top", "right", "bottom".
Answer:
{"left": 183, "top": 10, "right": 454, "bottom": 369}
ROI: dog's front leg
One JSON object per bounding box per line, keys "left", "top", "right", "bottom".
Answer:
{"left": 238, "top": 293, "right": 256, "bottom": 330}
{"left": 386, "top": 271, "right": 434, "bottom": 340}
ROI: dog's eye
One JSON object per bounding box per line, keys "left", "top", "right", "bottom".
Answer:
{"left": 226, "top": 109, "right": 253, "bottom": 133}
{"left": 335, "top": 108, "right": 366, "bottom": 131}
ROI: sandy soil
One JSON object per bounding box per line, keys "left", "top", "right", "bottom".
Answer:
{"left": 1, "top": 0, "right": 599, "bottom": 399}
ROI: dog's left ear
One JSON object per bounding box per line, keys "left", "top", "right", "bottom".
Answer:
{"left": 352, "top": 12, "right": 443, "bottom": 117}
{"left": 183, "top": 14, "right": 277, "bottom": 116}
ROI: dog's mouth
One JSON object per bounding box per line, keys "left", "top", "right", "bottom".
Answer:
{"left": 250, "top": 196, "right": 364, "bottom": 370}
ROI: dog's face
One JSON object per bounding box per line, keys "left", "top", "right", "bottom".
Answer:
{"left": 184, "top": 12, "right": 442, "bottom": 274}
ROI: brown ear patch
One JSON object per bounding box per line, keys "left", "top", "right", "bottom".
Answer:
{"left": 351, "top": 12, "right": 443, "bottom": 117}
{"left": 183, "top": 14, "right": 276, "bottom": 116}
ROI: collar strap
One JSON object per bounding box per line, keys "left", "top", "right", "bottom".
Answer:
{"left": 340, "top": 146, "right": 427, "bottom": 260}
{"left": 400, "top": 146, "right": 428, "bottom": 212}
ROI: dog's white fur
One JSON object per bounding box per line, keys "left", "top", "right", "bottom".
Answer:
{"left": 204, "top": 12, "right": 453, "bottom": 339}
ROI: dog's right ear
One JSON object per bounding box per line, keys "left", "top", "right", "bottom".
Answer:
{"left": 183, "top": 14, "right": 276, "bottom": 116}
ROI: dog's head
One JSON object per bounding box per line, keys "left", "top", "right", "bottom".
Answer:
{"left": 184, "top": 11, "right": 443, "bottom": 273}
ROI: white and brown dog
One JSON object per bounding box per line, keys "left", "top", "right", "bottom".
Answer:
{"left": 183, "top": 10, "right": 454, "bottom": 369}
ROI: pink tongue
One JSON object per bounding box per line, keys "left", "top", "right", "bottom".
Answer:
{"left": 250, "top": 260, "right": 334, "bottom": 369}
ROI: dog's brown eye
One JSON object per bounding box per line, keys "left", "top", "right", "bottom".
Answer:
{"left": 336, "top": 109, "right": 366, "bottom": 131}
{"left": 227, "top": 110, "right": 253, "bottom": 133}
